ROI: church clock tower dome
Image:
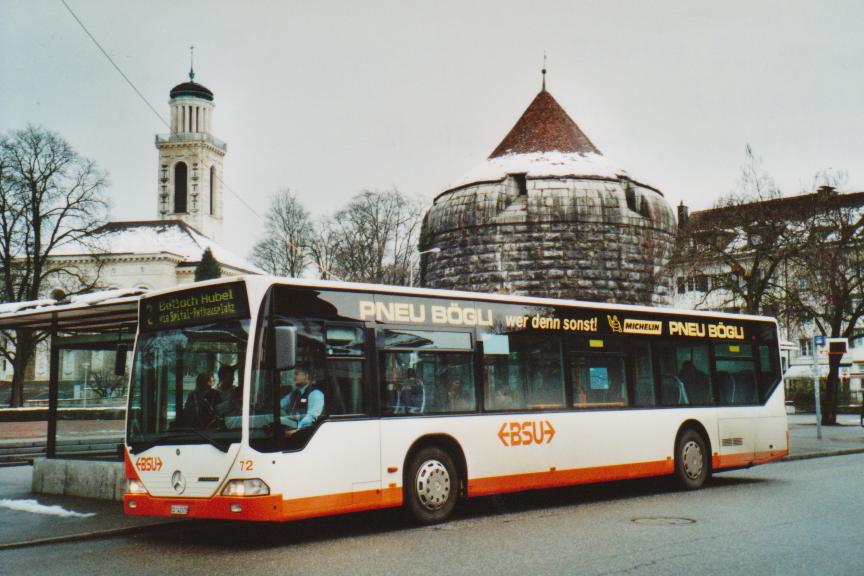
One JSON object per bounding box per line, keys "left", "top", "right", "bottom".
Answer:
{"left": 156, "top": 56, "right": 226, "bottom": 242}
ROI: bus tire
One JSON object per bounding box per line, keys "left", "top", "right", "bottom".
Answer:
{"left": 405, "top": 446, "right": 458, "bottom": 525}
{"left": 674, "top": 428, "right": 709, "bottom": 490}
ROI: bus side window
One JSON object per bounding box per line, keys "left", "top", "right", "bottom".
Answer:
{"left": 484, "top": 332, "right": 565, "bottom": 411}
{"left": 324, "top": 324, "right": 366, "bottom": 416}
{"left": 657, "top": 343, "right": 712, "bottom": 406}
{"left": 565, "top": 336, "right": 628, "bottom": 409}
{"left": 713, "top": 343, "right": 758, "bottom": 405}
{"left": 757, "top": 344, "right": 779, "bottom": 402}
{"left": 630, "top": 341, "right": 655, "bottom": 406}
{"left": 380, "top": 330, "right": 474, "bottom": 415}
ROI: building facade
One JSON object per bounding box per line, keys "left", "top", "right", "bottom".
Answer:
{"left": 672, "top": 187, "right": 864, "bottom": 408}
{"left": 0, "top": 69, "right": 259, "bottom": 394}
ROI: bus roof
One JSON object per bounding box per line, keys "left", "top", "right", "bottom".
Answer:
{"left": 141, "top": 274, "right": 778, "bottom": 325}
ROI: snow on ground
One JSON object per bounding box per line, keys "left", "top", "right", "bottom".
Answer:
{"left": 0, "top": 498, "right": 95, "bottom": 518}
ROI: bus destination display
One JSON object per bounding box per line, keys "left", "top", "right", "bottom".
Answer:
{"left": 140, "top": 282, "right": 249, "bottom": 331}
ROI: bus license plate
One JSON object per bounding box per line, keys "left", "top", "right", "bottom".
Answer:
{"left": 170, "top": 504, "right": 189, "bottom": 515}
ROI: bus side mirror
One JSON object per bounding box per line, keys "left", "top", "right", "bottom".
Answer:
{"left": 114, "top": 344, "right": 129, "bottom": 376}
{"left": 273, "top": 326, "right": 297, "bottom": 371}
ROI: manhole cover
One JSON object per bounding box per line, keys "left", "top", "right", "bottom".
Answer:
{"left": 632, "top": 517, "right": 696, "bottom": 526}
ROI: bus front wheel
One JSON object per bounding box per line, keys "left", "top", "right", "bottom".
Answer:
{"left": 405, "top": 447, "right": 458, "bottom": 524}
{"left": 674, "top": 428, "right": 709, "bottom": 490}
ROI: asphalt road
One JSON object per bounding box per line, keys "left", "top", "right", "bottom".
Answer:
{"left": 3, "top": 454, "right": 863, "bottom": 576}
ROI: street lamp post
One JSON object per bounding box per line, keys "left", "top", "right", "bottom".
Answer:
{"left": 412, "top": 247, "right": 441, "bottom": 287}
{"left": 813, "top": 334, "right": 824, "bottom": 440}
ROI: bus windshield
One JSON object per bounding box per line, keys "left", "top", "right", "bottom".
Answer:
{"left": 127, "top": 318, "right": 249, "bottom": 453}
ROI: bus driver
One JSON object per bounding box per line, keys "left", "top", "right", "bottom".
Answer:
{"left": 279, "top": 364, "right": 324, "bottom": 429}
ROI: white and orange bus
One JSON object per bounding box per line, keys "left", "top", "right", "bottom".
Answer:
{"left": 124, "top": 276, "right": 788, "bottom": 524}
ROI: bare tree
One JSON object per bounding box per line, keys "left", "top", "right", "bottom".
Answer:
{"left": 307, "top": 217, "right": 341, "bottom": 281}
{"left": 323, "top": 189, "right": 425, "bottom": 285}
{"left": 250, "top": 189, "right": 312, "bottom": 277}
{"left": 0, "top": 126, "right": 108, "bottom": 406}
{"left": 786, "top": 181, "right": 864, "bottom": 425}
{"left": 673, "top": 145, "right": 799, "bottom": 315}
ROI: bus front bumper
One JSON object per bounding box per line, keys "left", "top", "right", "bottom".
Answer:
{"left": 124, "top": 493, "right": 284, "bottom": 521}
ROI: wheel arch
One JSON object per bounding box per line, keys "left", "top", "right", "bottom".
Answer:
{"left": 403, "top": 433, "right": 468, "bottom": 498}
{"left": 675, "top": 419, "right": 713, "bottom": 472}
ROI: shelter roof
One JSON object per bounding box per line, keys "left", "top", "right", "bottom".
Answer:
{"left": 0, "top": 289, "right": 143, "bottom": 332}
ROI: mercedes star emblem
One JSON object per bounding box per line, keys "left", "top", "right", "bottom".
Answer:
{"left": 171, "top": 470, "right": 186, "bottom": 494}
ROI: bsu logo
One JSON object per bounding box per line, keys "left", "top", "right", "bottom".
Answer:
{"left": 497, "top": 420, "right": 556, "bottom": 447}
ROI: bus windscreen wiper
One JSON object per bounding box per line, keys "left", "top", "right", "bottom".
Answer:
{"left": 165, "top": 429, "right": 229, "bottom": 452}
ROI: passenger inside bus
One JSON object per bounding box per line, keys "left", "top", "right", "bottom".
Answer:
{"left": 279, "top": 364, "right": 324, "bottom": 429}
{"left": 216, "top": 364, "right": 243, "bottom": 423}
{"left": 183, "top": 372, "right": 221, "bottom": 429}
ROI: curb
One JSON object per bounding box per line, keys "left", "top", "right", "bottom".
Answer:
{"left": 0, "top": 519, "right": 196, "bottom": 551}
{"left": 782, "top": 447, "right": 864, "bottom": 462}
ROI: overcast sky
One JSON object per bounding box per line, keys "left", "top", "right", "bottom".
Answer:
{"left": 2, "top": 0, "right": 863, "bottom": 258}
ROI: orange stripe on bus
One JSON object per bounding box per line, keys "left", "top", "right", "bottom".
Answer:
{"left": 715, "top": 448, "right": 789, "bottom": 470}
{"left": 467, "top": 459, "right": 674, "bottom": 497}
{"left": 125, "top": 487, "right": 403, "bottom": 522}
{"left": 280, "top": 487, "right": 402, "bottom": 521}
{"left": 125, "top": 445, "right": 790, "bottom": 523}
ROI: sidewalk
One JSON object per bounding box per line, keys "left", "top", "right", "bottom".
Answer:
{"left": 0, "top": 465, "right": 186, "bottom": 550}
{"left": 0, "top": 415, "right": 862, "bottom": 550}
{"left": 787, "top": 413, "right": 864, "bottom": 459}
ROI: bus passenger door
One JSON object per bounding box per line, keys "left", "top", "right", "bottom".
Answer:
{"left": 319, "top": 324, "right": 380, "bottom": 498}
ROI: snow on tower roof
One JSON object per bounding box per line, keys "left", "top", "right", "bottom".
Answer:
{"left": 52, "top": 220, "right": 264, "bottom": 275}
{"left": 442, "top": 88, "right": 633, "bottom": 194}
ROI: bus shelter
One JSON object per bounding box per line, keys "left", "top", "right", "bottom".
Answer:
{"left": 0, "top": 290, "right": 143, "bottom": 462}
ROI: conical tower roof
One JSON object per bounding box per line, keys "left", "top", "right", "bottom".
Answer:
{"left": 489, "top": 89, "right": 600, "bottom": 158}
{"left": 444, "top": 88, "right": 623, "bottom": 193}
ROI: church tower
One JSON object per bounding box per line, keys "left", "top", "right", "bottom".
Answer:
{"left": 156, "top": 60, "right": 226, "bottom": 242}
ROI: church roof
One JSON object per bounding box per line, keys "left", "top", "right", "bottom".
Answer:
{"left": 52, "top": 220, "right": 263, "bottom": 275}
{"left": 489, "top": 89, "right": 600, "bottom": 158}
{"left": 170, "top": 81, "right": 214, "bottom": 101}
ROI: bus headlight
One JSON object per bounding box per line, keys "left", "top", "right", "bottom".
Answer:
{"left": 127, "top": 479, "right": 148, "bottom": 495}
{"left": 221, "top": 479, "right": 270, "bottom": 497}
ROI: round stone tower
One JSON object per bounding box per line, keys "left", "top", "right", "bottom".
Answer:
{"left": 420, "top": 85, "right": 676, "bottom": 305}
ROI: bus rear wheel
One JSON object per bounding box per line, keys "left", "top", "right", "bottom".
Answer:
{"left": 674, "top": 428, "right": 709, "bottom": 490}
{"left": 405, "top": 447, "right": 458, "bottom": 525}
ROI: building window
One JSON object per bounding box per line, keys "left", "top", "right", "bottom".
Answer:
{"left": 174, "top": 162, "right": 188, "bottom": 213}
{"left": 677, "top": 277, "right": 686, "bottom": 294}
{"left": 209, "top": 166, "right": 216, "bottom": 215}
{"left": 695, "top": 275, "right": 708, "bottom": 292}
{"left": 799, "top": 338, "right": 812, "bottom": 357}
{"left": 624, "top": 181, "right": 637, "bottom": 212}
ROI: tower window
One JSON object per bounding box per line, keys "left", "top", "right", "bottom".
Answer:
{"left": 210, "top": 166, "right": 216, "bottom": 215}
{"left": 174, "top": 162, "right": 188, "bottom": 213}
{"left": 509, "top": 173, "right": 527, "bottom": 196}
{"left": 624, "top": 181, "right": 637, "bottom": 212}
